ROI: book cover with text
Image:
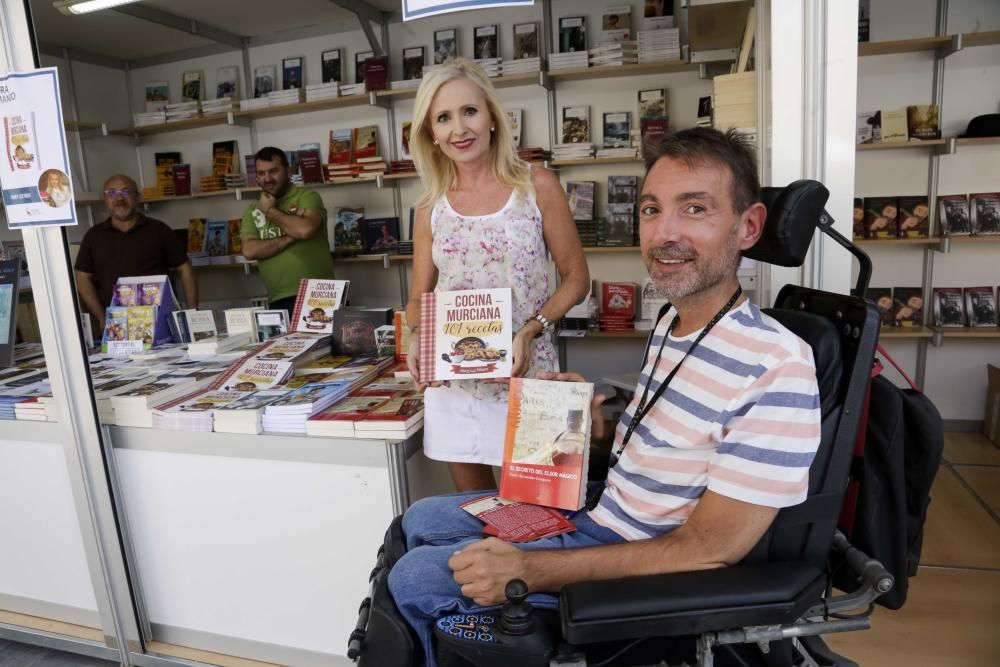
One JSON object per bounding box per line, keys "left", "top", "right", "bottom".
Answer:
{"left": 419, "top": 288, "right": 513, "bottom": 382}
{"left": 290, "top": 279, "right": 350, "bottom": 334}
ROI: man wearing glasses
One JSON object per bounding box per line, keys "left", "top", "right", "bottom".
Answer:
{"left": 75, "top": 174, "right": 198, "bottom": 331}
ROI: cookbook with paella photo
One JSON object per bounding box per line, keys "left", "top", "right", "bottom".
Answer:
{"left": 419, "top": 287, "right": 513, "bottom": 382}
{"left": 290, "top": 278, "right": 350, "bottom": 334}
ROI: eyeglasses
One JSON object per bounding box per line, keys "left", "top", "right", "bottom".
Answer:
{"left": 104, "top": 188, "right": 136, "bottom": 198}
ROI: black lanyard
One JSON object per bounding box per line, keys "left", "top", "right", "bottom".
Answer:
{"left": 611, "top": 286, "right": 743, "bottom": 467}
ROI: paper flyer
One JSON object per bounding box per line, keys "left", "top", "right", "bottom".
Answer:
{"left": 0, "top": 68, "right": 77, "bottom": 228}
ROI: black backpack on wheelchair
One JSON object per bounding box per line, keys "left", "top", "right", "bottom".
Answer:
{"left": 349, "top": 180, "right": 900, "bottom": 667}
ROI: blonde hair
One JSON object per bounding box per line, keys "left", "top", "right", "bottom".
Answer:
{"left": 411, "top": 58, "right": 532, "bottom": 209}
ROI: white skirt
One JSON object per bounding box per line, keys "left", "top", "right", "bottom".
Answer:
{"left": 422, "top": 384, "right": 509, "bottom": 466}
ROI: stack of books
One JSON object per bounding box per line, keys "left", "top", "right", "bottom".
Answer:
{"left": 165, "top": 101, "right": 200, "bottom": 123}
{"left": 575, "top": 219, "right": 603, "bottom": 247}
{"left": 712, "top": 72, "right": 756, "bottom": 131}
{"left": 266, "top": 88, "right": 302, "bottom": 108}
{"left": 552, "top": 143, "right": 595, "bottom": 161}
{"left": 200, "top": 175, "right": 226, "bottom": 193}
{"left": 501, "top": 57, "right": 542, "bottom": 76}
{"left": 606, "top": 175, "right": 638, "bottom": 246}
{"left": 388, "top": 79, "right": 421, "bottom": 91}
{"left": 110, "top": 371, "right": 217, "bottom": 428}
{"left": 595, "top": 146, "right": 638, "bottom": 158}
{"left": 93, "top": 372, "right": 158, "bottom": 424}
{"left": 357, "top": 156, "right": 387, "bottom": 176}
{"left": 549, "top": 51, "right": 589, "bottom": 70}
{"left": 261, "top": 380, "right": 353, "bottom": 434}
{"left": 637, "top": 28, "right": 681, "bottom": 62}
{"left": 213, "top": 389, "right": 290, "bottom": 434}
{"left": 306, "top": 389, "right": 423, "bottom": 439}
{"left": 240, "top": 97, "right": 269, "bottom": 111}
{"left": 152, "top": 389, "right": 247, "bottom": 432}
{"left": 305, "top": 82, "right": 340, "bottom": 102}
{"left": 224, "top": 173, "right": 246, "bottom": 189}
{"left": 340, "top": 82, "right": 366, "bottom": 97}
{"left": 590, "top": 42, "right": 638, "bottom": 67}
{"left": 518, "top": 147, "right": 551, "bottom": 163}
{"left": 389, "top": 160, "right": 416, "bottom": 175}
{"left": 397, "top": 240, "right": 414, "bottom": 255}
{"left": 187, "top": 332, "right": 254, "bottom": 358}
{"left": 201, "top": 97, "right": 235, "bottom": 115}
{"left": 133, "top": 111, "right": 166, "bottom": 127}
{"left": 474, "top": 58, "right": 502, "bottom": 77}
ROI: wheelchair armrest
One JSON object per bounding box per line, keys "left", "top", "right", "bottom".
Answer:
{"left": 560, "top": 561, "right": 825, "bottom": 644}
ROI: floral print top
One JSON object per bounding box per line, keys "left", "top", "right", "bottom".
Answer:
{"left": 430, "top": 185, "right": 556, "bottom": 401}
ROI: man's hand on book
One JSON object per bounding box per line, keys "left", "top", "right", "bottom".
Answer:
{"left": 449, "top": 538, "right": 529, "bottom": 606}
{"left": 536, "top": 371, "right": 609, "bottom": 443}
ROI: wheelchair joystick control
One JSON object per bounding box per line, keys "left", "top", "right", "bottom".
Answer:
{"left": 499, "top": 579, "right": 533, "bottom": 635}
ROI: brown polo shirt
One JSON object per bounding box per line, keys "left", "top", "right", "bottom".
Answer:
{"left": 74, "top": 215, "right": 188, "bottom": 307}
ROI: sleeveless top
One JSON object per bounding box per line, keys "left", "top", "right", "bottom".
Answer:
{"left": 430, "top": 185, "right": 556, "bottom": 401}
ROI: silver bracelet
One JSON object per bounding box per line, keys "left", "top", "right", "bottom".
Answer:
{"left": 533, "top": 313, "right": 552, "bottom": 334}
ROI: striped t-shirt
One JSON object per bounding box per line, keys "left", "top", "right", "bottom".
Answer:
{"left": 589, "top": 300, "right": 821, "bottom": 541}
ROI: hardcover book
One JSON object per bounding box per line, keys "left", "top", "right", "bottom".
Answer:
{"left": 204, "top": 220, "right": 228, "bottom": 257}
{"left": 602, "top": 282, "right": 637, "bottom": 317}
{"left": 433, "top": 29, "right": 458, "bottom": 65}
{"left": 566, "top": 181, "right": 595, "bottom": 220}
{"left": 638, "top": 88, "right": 666, "bottom": 119}
{"left": 938, "top": 194, "right": 972, "bottom": 236}
{"left": 298, "top": 148, "right": 323, "bottom": 184}
{"left": 559, "top": 16, "right": 587, "bottom": 53}
{"left": 868, "top": 287, "right": 894, "bottom": 326}
{"left": 290, "top": 279, "right": 350, "bottom": 334}
{"left": 363, "top": 56, "right": 389, "bottom": 91}
{"left": 474, "top": 24, "right": 499, "bottom": 60}
{"left": 328, "top": 128, "right": 353, "bottom": 166}
{"left": 321, "top": 49, "right": 342, "bottom": 84}
{"left": 500, "top": 378, "right": 594, "bottom": 510}
{"left": 171, "top": 164, "right": 191, "bottom": 196}
{"left": 965, "top": 286, "right": 997, "bottom": 327}
{"left": 332, "top": 307, "right": 394, "bottom": 356}
{"left": 608, "top": 175, "right": 637, "bottom": 203}
{"left": 906, "top": 105, "right": 940, "bottom": 141}
{"left": 603, "top": 112, "right": 631, "bottom": 148}
{"left": 852, "top": 198, "right": 866, "bottom": 239}
{"left": 513, "top": 22, "right": 539, "bottom": 59}
{"left": 362, "top": 217, "right": 400, "bottom": 253}
{"left": 892, "top": 287, "right": 924, "bottom": 327}
{"left": 403, "top": 47, "right": 425, "bottom": 81}
{"left": 187, "top": 218, "right": 206, "bottom": 253}
{"left": 970, "top": 193, "right": 1000, "bottom": 235}
{"left": 282, "top": 57, "right": 303, "bottom": 90}
{"left": 419, "top": 288, "right": 514, "bottom": 382}
{"left": 640, "top": 118, "right": 668, "bottom": 150}
{"left": 606, "top": 204, "right": 635, "bottom": 246}
{"left": 562, "top": 106, "right": 590, "bottom": 144}
{"left": 933, "top": 287, "right": 965, "bottom": 327}
{"left": 353, "top": 125, "right": 378, "bottom": 161}
{"left": 864, "top": 196, "right": 899, "bottom": 239}
{"left": 897, "top": 196, "right": 930, "bottom": 238}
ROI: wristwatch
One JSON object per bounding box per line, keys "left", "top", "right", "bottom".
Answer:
{"left": 532, "top": 313, "right": 553, "bottom": 337}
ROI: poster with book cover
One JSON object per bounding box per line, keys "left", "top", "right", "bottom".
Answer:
{"left": 603, "top": 112, "right": 630, "bottom": 148}
{"left": 253, "top": 65, "right": 276, "bottom": 98}
{"left": 290, "top": 279, "right": 350, "bottom": 334}
{"left": 499, "top": 378, "right": 594, "bottom": 510}
{"left": 0, "top": 259, "right": 22, "bottom": 367}
{"left": 938, "top": 194, "right": 971, "bottom": 236}
{"left": 932, "top": 287, "right": 964, "bottom": 327}
{"left": 282, "top": 57, "right": 304, "bottom": 90}
{"left": 403, "top": 48, "right": 425, "bottom": 81}
{"left": 0, "top": 68, "right": 78, "bottom": 228}
{"left": 321, "top": 49, "right": 342, "bottom": 84}
{"left": 145, "top": 81, "right": 169, "bottom": 112}
{"left": 433, "top": 29, "right": 458, "bottom": 64}
{"left": 474, "top": 25, "right": 499, "bottom": 60}
{"left": 419, "top": 288, "right": 513, "bottom": 382}
{"left": 559, "top": 16, "right": 587, "bottom": 53}
{"left": 513, "top": 23, "right": 539, "bottom": 59}
{"left": 562, "top": 106, "right": 590, "bottom": 144}
{"left": 971, "top": 193, "right": 1000, "bottom": 235}
{"left": 216, "top": 66, "right": 239, "bottom": 99}
{"left": 965, "top": 287, "right": 997, "bottom": 327}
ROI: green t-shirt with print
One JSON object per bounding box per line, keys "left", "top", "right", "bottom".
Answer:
{"left": 240, "top": 185, "right": 335, "bottom": 302}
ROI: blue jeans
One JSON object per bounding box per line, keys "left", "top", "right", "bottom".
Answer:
{"left": 387, "top": 491, "right": 626, "bottom": 667}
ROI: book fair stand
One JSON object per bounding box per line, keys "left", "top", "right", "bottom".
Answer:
{"left": 0, "top": 0, "right": 997, "bottom": 666}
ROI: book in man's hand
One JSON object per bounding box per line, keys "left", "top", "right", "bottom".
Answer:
{"left": 500, "top": 378, "right": 594, "bottom": 511}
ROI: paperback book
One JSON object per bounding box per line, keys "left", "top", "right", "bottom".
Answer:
{"left": 971, "top": 193, "right": 1000, "bottom": 235}
{"left": 602, "top": 112, "right": 631, "bottom": 148}
{"left": 289, "top": 279, "right": 350, "bottom": 334}
{"left": 864, "top": 197, "right": 899, "bottom": 239}
{"left": 282, "top": 57, "right": 304, "bottom": 90}
{"left": 868, "top": 287, "right": 894, "bottom": 326}
{"left": 638, "top": 88, "right": 666, "bottom": 119}
{"left": 566, "top": 181, "right": 595, "bottom": 220}
{"left": 321, "top": 49, "right": 342, "bottom": 84}
{"left": 332, "top": 307, "right": 394, "bottom": 356}
{"left": 499, "top": 378, "right": 595, "bottom": 510}
{"left": 932, "top": 287, "right": 965, "bottom": 327}
{"left": 559, "top": 16, "right": 587, "bottom": 53}
{"left": 965, "top": 287, "right": 997, "bottom": 327}
{"left": 513, "top": 23, "right": 539, "bottom": 59}
{"left": 892, "top": 287, "right": 924, "bottom": 327}
{"left": 562, "top": 106, "right": 590, "bottom": 144}
{"left": 906, "top": 105, "right": 940, "bottom": 141}
{"left": 362, "top": 217, "right": 400, "bottom": 253}
{"left": 433, "top": 29, "right": 458, "bottom": 65}
{"left": 938, "top": 194, "right": 972, "bottom": 236}
{"left": 419, "top": 288, "right": 514, "bottom": 382}
{"left": 474, "top": 24, "right": 499, "bottom": 60}
{"left": 897, "top": 196, "right": 930, "bottom": 238}
{"left": 403, "top": 47, "right": 425, "bottom": 80}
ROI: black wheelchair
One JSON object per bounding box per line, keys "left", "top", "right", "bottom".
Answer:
{"left": 349, "top": 180, "right": 892, "bottom": 667}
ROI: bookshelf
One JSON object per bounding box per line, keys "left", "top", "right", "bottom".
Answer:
{"left": 933, "top": 327, "right": 1000, "bottom": 340}
{"left": 110, "top": 113, "right": 235, "bottom": 137}
{"left": 233, "top": 94, "right": 369, "bottom": 120}
{"left": 375, "top": 72, "right": 543, "bottom": 100}
{"left": 547, "top": 60, "right": 697, "bottom": 82}
{"left": 954, "top": 136, "right": 1000, "bottom": 148}
{"left": 550, "top": 156, "right": 644, "bottom": 167}
{"left": 856, "top": 139, "right": 946, "bottom": 151}
{"left": 961, "top": 29, "right": 1000, "bottom": 48}
{"left": 858, "top": 35, "right": 953, "bottom": 57}
{"left": 855, "top": 237, "right": 941, "bottom": 246}
{"left": 879, "top": 326, "right": 934, "bottom": 339}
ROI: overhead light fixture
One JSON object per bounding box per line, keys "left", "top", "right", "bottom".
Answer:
{"left": 54, "top": 0, "right": 144, "bottom": 15}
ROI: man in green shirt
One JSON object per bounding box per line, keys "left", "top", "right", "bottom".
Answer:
{"left": 240, "top": 146, "right": 335, "bottom": 311}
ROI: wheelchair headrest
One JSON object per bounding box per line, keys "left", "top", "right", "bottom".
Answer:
{"left": 743, "top": 180, "right": 830, "bottom": 267}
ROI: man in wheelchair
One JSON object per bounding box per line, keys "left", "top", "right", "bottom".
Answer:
{"left": 355, "top": 128, "right": 890, "bottom": 667}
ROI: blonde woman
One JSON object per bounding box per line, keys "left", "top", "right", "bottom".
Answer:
{"left": 405, "top": 59, "right": 589, "bottom": 492}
